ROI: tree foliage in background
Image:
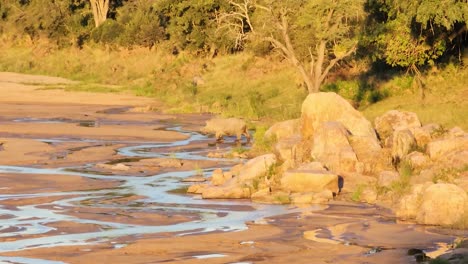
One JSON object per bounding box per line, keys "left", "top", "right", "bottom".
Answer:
{"left": 156, "top": 0, "right": 228, "bottom": 54}
{"left": 0, "top": 0, "right": 93, "bottom": 46}
{"left": 0, "top": 0, "right": 466, "bottom": 96}
{"left": 365, "top": 0, "right": 468, "bottom": 69}
{"left": 219, "top": 0, "right": 366, "bottom": 93}
{"left": 91, "top": 0, "right": 166, "bottom": 48}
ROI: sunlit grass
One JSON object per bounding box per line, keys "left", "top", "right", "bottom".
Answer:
{"left": 1, "top": 41, "right": 466, "bottom": 131}
{"left": 362, "top": 66, "right": 468, "bottom": 130}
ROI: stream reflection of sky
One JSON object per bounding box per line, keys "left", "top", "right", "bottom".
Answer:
{"left": 0, "top": 126, "right": 320, "bottom": 262}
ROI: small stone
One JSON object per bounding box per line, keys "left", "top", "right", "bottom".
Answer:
{"left": 187, "top": 184, "right": 207, "bottom": 194}
{"left": 182, "top": 176, "right": 207, "bottom": 183}
{"left": 111, "top": 163, "right": 130, "bottom": 171}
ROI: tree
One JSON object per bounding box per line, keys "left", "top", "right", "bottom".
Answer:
{"left": 366, "top": 0, "right": 468, "bottom": 69}
{"left": 364, "top": 0, "right": 468, "bottom": 97}
{"left": 216, "top": 0, "right": 256, "bottom": 50}
{"left": 90, "top": 0, "right": 109, "bottom": 27}
{"left": 157, "top": 0, "right": 227, "bottom": 53}
{"left": 219, "top": 0, "right": 366, "bottom": 93}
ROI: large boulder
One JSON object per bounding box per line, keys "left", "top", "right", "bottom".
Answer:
{"left": 311, "top": 122, "right": 358, "bottom": 173}
{"left": 396, "top": 183, "right": 432, "bottom": 220}
{"left": 237, "top": 154, "right": 277, "bottom": 183}
{"left": 455, "top": 175, "right": 468, "bottom": 192}
{"left": 301, "top": 92, "right": 377, "bottom": 140}
{"left": 273, "top": 135, "right": 301, "bottom": 163}
{"left": 411, "top": 123, "right": 440, "bottom": 148}
{"left": 405, "top": 151, "right": 429, "bottom": 169}
{"left": 374, "top": 110, "right": 421, "bottom": 143}
{"left": 427, "top": 135, "right": 468, "bottom": 160}
{"left": 348, "top": 135, "right": 384, "bottom": 174}
{"left": 281, "top": 170, "right": 339, "bottom": 194}
{"left": 417, "top": 183, "right": 467, "bottom": 226}
{"left": 264, "top": 119, "right": 300, "bottom": 141}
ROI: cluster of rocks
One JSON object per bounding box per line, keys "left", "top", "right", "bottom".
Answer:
{"left": 188, "top": 92, "right": 468, "bottom": 227}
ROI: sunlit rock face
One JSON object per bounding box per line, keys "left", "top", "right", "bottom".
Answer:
{"left": 301, "top": 92, "right": 378, "bottom": 140}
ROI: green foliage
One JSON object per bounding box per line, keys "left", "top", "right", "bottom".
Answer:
{"left": 364, "top": 0, "right": 468, "bottom": 69}
{"left": 91, "top": 19, "right": 123, "bottom": 44}
{"left": 431, "top": 125, "right": 449, "bottom": 138}
{"left": 363, "top": 65, "right": 468, "bottom": 131}
{"left": 388, "top": 161, "right": 413, "bottom": 196}
{"left": 231, "top": 146, "right": 249, "bottom": 154}
{"left": 90, "top": 1, "right": 166, "bottom": 47}
{"left": 252, "top": 177, "right": 261, "bottom": 191}
{"left": 274, "top": 194, "right": 291, "bottom": 204}
{"left": 245, "top": 0, "right": 367, "bottom": 92}
{"left": 351, "top": 185, "right": 365, "bottom": 202}
{"left": 251, "top": 125, "right": 276, "bottom": 154}
{"left": 265, "top": 164, "right": 277, "bottom": 180}
{"left": 1, "top": 0, "right": 92, "bottom": 46}
{"left": 433, "top": 166, "right": 468, "bottom": 184}
{"left": 429, "top": 258, "right": 451, "bottom": 264}
{"left": 156, "top": 0, "right": 227, "bottom": 53}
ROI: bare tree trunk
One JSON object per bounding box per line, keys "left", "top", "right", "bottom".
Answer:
{"left": 90, "top": 0, "right": 110, "bottom": 27}
{"left": 220, "top": 1, "right": 357, "bottom": 94}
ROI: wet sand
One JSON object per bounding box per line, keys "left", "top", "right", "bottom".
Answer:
{"left": 0, "top": 72, "right": 465, "bottom": 264}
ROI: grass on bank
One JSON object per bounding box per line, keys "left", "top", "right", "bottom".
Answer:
{"left": 0, "top": 41, "right": 306, "bottom": 122}
{"left": 0, "top": 41, "right": 466, "bottom": 130}
{"left": 361, "top": 64, "right": 468, "bottom": 130}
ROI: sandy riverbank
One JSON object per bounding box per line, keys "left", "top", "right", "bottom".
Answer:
{"left": 0, "top": 72, "right": 463, "bottom": 264}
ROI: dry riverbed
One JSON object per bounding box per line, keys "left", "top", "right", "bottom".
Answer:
{"left": 0, "top": 72, "right": 464, "bottom": 264}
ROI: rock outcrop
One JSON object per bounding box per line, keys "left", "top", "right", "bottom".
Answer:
{"left": 264, "top": 119, "right": 300, "bottom": 141}
{"left": 281, "top": 169, "right": 339, "bottom": 194}
{"left": 417, "top": 183, "right": 467, "bottom": 226}
{"left": 374, "top": 110, "right": 421, "bottom": 144}
{"left": 311, "top": 122, "right": 358, "bottom": 173}
{"left": 210, "top": 168, "right": 231, "bottom": 186}
{"left": 412, "top": 123, "right": 440, "bottom": 148}
{"left": 301, "top": 92, "right": 378, "bottom": 140}
{"left": 189, "top": 92, "right": 468, "bottom": 228}
{"left": 188, "top": 154, "right": 277, "bottom": 199}
{"left": 427, "top": 135, "right": 468, "bottom": 160}
{"left": 236, "top": 154, "right": 277, "bottom": 183}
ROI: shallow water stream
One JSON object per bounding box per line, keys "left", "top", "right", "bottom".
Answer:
{"left": 0, "top": 125, "right": 322, "bottom": 263}
{"left": 0, "top": 120, "right": 463, "bottom": 264}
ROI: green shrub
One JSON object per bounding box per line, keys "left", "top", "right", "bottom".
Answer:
{"left": 91, "top": 20, "right": 123, "bottom": 44}
{"left": 251, "top": 125, "right": 276, "bottom": 154}
{"left": 351, "top": 185, "right": 365, "bottom": 202}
